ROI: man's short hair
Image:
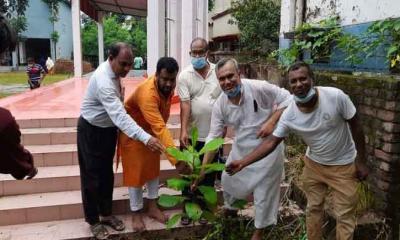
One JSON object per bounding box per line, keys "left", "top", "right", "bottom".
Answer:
{"left": 156, "top": 57, "right": 179, "bottom": 74}
{"left": 108, "top": 42, "right": 132, "bottom": 58}
{"left": 215, "top": 58, "right": 239, "bottom": 74}
{"left": 287, "top": 61, "right": 314, "bottom": 80}
{"left": 0, "top": 15, "right": 16, "bottom": 54}
{"left": 190, "top": 37, "right": 209, "bottom": 51}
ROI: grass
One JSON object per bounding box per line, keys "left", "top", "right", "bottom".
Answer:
{"left": 0, "top": 71, "right": 71, "bottom": 86}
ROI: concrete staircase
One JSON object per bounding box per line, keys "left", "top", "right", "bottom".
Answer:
{"left": 0, "top": 116, "right": 233, "bottom": 240}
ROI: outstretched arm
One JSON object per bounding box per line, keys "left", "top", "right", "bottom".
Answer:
{"left": 226, "top": 135, "right": 284, "bottom": 175}
{"left": 257, "top": 108, "right": 285, "bottom": 138}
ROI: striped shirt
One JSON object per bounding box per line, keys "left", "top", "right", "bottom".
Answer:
{"left": 26, "top": 64, "right": 44, "bottom": 82}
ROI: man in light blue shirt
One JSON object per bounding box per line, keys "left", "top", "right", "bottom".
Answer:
{"left": 78, "top": 42, "right": 164, "bottom": 239}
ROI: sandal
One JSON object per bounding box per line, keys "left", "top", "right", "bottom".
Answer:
{"left": 101, "top": 216, "right": 125, "bottom": 231}
{"left": 90, "top": 223, "right": 109, "bottom": 240}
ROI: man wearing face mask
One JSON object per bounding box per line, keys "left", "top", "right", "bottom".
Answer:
{"left": 226, "top": 61, "right": 369, "bottom": 240}
{"left": 193, "top": 58, "right": 292, "bottom": 240}
{"left": 177, "top": 38, "right": 222, "bottom": 224}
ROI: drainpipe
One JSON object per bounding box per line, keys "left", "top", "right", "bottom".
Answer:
{"left": 295, "top": 0, "right": 305, "bottom": 27}
{"left": 288, "top": 0, "right": 296, "bottom": 32}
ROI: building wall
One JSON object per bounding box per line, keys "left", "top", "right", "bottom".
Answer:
{"left": 54, "top": 2, "right": 73, "bottom": 60}
{"left": 23, "top": 0, "right": 53, "bottom": 38}
{"left": 279, "top": 0, "right": 400, "bottom": 72}
{"left": 22, "top": 0, "right": 72, "bottom": 60}
{"left": 208, "top": 0, "right": 239, "bottom": 40}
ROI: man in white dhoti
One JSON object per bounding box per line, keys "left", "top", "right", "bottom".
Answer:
{"left": 194, "top": 58, "right": 292, "bottom": 240}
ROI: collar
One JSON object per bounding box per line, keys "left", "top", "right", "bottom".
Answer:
{"left": 105, "top": 60, "right": 118, "bottom": 80}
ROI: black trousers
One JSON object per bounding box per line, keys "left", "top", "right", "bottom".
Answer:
{"left": 77, "top": 116, "right": 117, "bottom": 225}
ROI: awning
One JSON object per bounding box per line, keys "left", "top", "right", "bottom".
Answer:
{"left": 80, "top": 0, "right": 147, "bottom": 21}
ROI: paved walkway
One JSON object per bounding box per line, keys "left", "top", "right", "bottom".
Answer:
{"left": 0, "top": 76, "right": 179, "bottom": 120}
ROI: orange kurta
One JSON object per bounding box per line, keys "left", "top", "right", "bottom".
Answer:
{"left": 119, "top": 75, "right": 176, "bottom": 187}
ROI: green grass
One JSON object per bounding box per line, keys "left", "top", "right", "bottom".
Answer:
{"left": 0, "top": 71, "right": 71, "bottom": 86}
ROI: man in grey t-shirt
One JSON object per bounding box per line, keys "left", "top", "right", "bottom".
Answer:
{"left": 227, "top": 62, "right": 369, "bottom": 240}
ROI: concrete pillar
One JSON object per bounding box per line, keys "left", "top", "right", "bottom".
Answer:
{"left": 180, "top": 0, "right": 208, "bottom": 67}
{"left": 97, "top": 11, "right": 105, "bottom": 64}
{"left": 147, "top": 0, "right": 165, "bottom": 75}
{"left": 12, "top": 51, "right": 17, "bottom": 68}
{"left": 71, "top": 0, "right": 82, "bottom": 77}
{"left": 166, "top": 0, "right": 182, "bottom": 67}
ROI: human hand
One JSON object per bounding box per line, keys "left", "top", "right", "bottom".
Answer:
{"left": 256, "top": 122, "right": 274, "bottom": 138}
{"left": 355, "top": 162, "right": 369, "bottom": 181}
{"left": 146, "top": 137, "right": 165, "bottom": 154}
{"left": 225, "top": 160, "right": 244, "bottom": 176}
{"left": 179, "top": 131, "right": 189, "bottom": 149}
{"left": 175, "top": 161, "right": 192, "bottom": 175}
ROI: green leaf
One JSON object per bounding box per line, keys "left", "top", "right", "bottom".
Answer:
{"left": 166, "top": 213, "right": 182, "bottom": 229}
{"left": 201, "top": 210, "right": 217, "bottom": 222}
{"left": 193, "top": 156, "right": 201, "bottom": 168}
{"left": 166, "top": 147, "right": 192, "bottom": 163}
{"left": 387, "top": 45, "right": 398, "bottom": 57}
{"left": 191, "top": 127, "right": 198, "bottom": 149}
{"left": 166, "top": 178, "right": 190, "bottom": 191}
{"left": 158, "top": 194, "right": 186, "bottom": 208}
{"left": 231, "top": 199, "right": 247, "bottom": 209}
{"left": 185, "top": 202, "right": 203, "bottom": 221}
{"left": 199, "top": 138, "right": 224, "bottom": 155}
{"left": 198, "top": 185, "right": 218, "bottom": 205}
{"left": 204, "top": 163, "right": 226, "bottom": 174}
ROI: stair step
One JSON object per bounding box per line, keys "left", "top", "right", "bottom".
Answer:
{"left": 20, "top": 123, "right": 181, "bottom": 145}
{"left": 0, "top": 210, "right": 196, "bottom": 240}
{"left": 25, "top": 139, "right": 233, "bottom": 167}
{"left": 0, "top": 187, "right": 180, "bottom": 226}
{"left": 16, "top": 114, "right": 180, "bottom": 129}
{"left": 0, "top": 161, "right": 177, "bottom": 196}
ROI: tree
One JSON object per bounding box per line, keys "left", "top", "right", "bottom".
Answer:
{"left": 81, "top": 15, "right": 133, "bottom": 58}
{"left": 127, "top": 17, "right": 147, "bottom": 57}
{"left": 230, "top": 0, "right": 280, "bottom": 56}
{"left": 1, "top": 0, "right": 29, "bottom": 66}
{"left": 42, "top": 0, "right": 62, "bottom": 60}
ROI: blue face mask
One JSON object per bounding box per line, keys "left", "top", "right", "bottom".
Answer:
{"left": 294, "top": 87, "right": 316, "bottom": 104}
{"left": 224, "top": 84, "right": 242, "bottom": 98}
{"left": 191, "top": 56, "right": 207, "bottom": 69}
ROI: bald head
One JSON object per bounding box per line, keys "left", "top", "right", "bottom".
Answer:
{"left": 108, "top": 42, "right": 133, "bottom": 78}
{"left": 190, "top": 37, "right": 208, "bottom": 51}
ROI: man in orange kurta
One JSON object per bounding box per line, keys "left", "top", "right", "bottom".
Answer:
{"left": 119, "top": 57, "right": 187, "bottom": 231}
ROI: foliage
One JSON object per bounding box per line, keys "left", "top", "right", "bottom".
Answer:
{"left": 356, "top": 181, "right": 375, "bottom": 214}
{"left": 203, "top": 214, "right": 307, "bottom": 240}
{"left": 158, "top": 127, "right": 225, "bottom": 228}
{"left": 274, "top": 16, "right": 400, "bottom": 70}
{"left": 81, "top": 15, "right": 147, "bottom": 57}
{"left": 230, "top": 0, "right": 280, "bottom": 56}
{"left": 1, "top": 0, "right": 29, "bottom": 34}
{"left": 208, "top": 0, "right": 215, "bottom": 12}
{"left": 50, "top": 31, "right": 59, "bottom": 43}
{"left": 82, "top": 15, "right": 133, "bottom": 57}
{"left": 366, "top": 18, "right": 400, "bottom": 69}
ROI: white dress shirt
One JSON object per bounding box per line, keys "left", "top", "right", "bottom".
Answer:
{"left": 81, "top": 60, "right": 151, "bottom": 144}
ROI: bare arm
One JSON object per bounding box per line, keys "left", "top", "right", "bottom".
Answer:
{"left": 257, "top": 108, "right": 285, "bottom": 138}
{"left": 180, "top": 100, "right": 191, "bottom": 148}
{"left": 226, "top": 135, "right": 283, "bottom": 175}
{"left": 347, "top": 113, "right": 369, "bottom": 180}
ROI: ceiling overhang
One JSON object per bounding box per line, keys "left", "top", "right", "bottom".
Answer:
{"left": 80, "top": 0, "right": 147, "bottom": 21}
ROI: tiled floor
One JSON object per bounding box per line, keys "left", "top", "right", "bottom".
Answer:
{"left": 0, "top": 77, "right": 180, "bottom": 120}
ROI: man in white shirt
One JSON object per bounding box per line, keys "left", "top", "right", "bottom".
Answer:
{"left": 195, "top": 58, "right": 292, "bottom": 240}
{"left": 177, "top": 38, "right": 222, "bottom": 224}
{"left": 78, "top": 42, "right": 164, "bottom": 240}
{"left": 227, "top": 61, "right": 369, "bottom": 240}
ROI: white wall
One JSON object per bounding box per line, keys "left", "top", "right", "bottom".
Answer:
{"left": 208, "top": 0, "right": 239, "bottom": 40}
{"left": 280, "top": 0, "right": 400, "bottom": 34}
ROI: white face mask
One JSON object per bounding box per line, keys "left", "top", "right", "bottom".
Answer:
{"left": 294, "top": 87, "right": 316, "bottom": 104}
